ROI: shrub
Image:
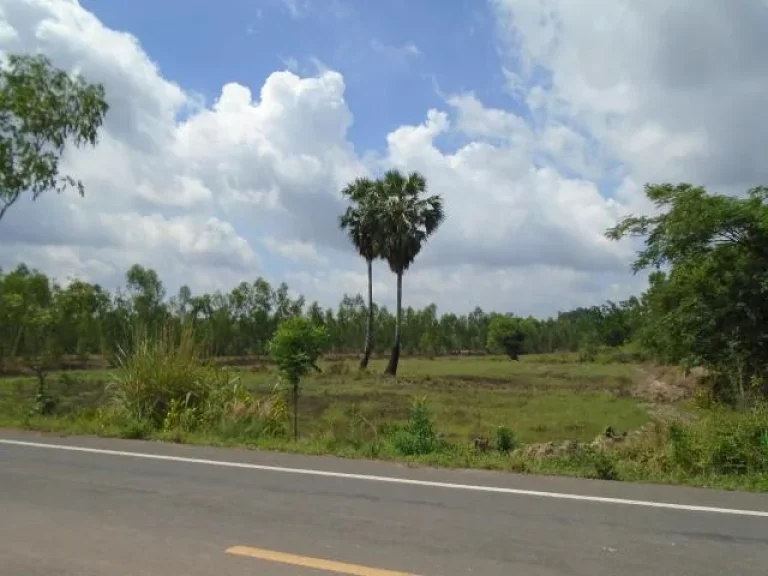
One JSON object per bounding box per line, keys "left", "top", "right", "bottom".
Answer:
{"left": 701, "top": 405, "right": 768, "bottom": 475}
{"left": 495, "top": 425, "right": 516, "bottom": 454}
{"left": 588, "top": 447, "right": 620, "bottom": 481}
{"left": 392, "top": 396, "right": 442, "bottom": 456}
{"left": 665, "top": 404, "right": 768, "bottom": 476}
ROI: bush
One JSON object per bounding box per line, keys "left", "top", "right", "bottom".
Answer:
{"left": 587, "top": 447, "right": 620, "bottom": 480}
{"left": 666, "top": 404, "right": 768, "bottom": 476}
{"left": 392, "top": 396, "right": 442, "bottom": 456}
{"left": 495, "top": 425, "right": 516, "bottom": 454}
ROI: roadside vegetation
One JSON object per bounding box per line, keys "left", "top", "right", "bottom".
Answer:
{"left": 0, "top": 52, "right": 767, "bottom": 492}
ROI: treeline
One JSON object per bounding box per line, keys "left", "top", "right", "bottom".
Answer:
{"left": 0, "top": 262, "right": 641, "bottom": 365}
{"left": 4, "top": 182, "right": 768, "bottom": 407}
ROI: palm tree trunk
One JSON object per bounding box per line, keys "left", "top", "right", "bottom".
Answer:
{"left": 385, "top": 271, "right": 402, "bottom": 376}
{"left": 360, "top": 258, "right": 374, "bottom": 369}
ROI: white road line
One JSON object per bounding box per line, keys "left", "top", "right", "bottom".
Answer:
{"left": 2, "top": 438, "right": 767, "bottom": 518}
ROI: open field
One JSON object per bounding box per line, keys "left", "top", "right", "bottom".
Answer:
{"left": 3, "top": 353, "right": 766, "bottom": 492}
{"left": 0, "top": 355, "right": 651, "bottom": 445}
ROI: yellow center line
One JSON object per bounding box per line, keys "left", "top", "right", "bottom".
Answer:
{"left": 225, "top": 545, "right": 420, "bottom": 576}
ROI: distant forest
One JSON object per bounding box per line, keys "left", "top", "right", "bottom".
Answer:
{"left": 0, "top": 262, "right": 638, "bottom": 360}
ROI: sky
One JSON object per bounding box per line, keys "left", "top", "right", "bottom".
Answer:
{"left": 0, "top": 0, "right": 767, "bottom": 317}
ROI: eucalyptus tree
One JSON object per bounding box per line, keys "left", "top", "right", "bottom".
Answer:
{"left": 339, "top": 177, "right": 381, "bottom": 368}
{"left": 377, "top": 170, "right": 445, "bottom": 376}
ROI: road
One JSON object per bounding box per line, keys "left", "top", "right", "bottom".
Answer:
{"left": 1, "top": 430, "right": 767, "bottom": 576}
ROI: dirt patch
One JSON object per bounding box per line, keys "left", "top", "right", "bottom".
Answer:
{"left": 0, "top": 354, "right": 111, "bottom": 376}
{"left": 518, "top": 439, "right": 584, "bottom": 460}
{"left": 641, "top": 403, "right": 698, "bottom": 423}
{"left": 518, "top": 424, "right": 660, "bottom": 461}
{"left": 631, "top": 365, "right": 702, "bottom": 403}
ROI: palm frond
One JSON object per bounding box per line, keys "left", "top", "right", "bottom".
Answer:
{"left": 375, "top": 170, "right": 445, "bottom": 273}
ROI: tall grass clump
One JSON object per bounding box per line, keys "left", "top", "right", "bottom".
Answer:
{"left": 106, "top": 323, "right": 237, "bottom": 428}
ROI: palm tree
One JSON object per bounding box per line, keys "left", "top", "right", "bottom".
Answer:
{"left": 339, "top": 177, "right": 381, "bottom": 369}
{"left": 377, "top": 170, "right": 445, "bottom": 376}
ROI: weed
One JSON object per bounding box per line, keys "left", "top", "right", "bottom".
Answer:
{"left": 162, "top": 396, "right": 201, "bottom": 433}
{"left": 260, "top": 385, "right": 289, "bottom": 437}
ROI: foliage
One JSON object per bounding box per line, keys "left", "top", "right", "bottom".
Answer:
{"left": 578, "top": 331, "right": 600, "bottom": 363}
{"left": 585, "top": 447, "right": 620, "bottom": 480}
{"left": 269, "top": 317, "right": 328, "bottom": 385}
{"left": 339, "top": 177, "right": 382, "bottom": 263}
{"left": 376, "top": 171, "right": 445, "bottom": 276}
{"left": 0, "top": 53, "right": 108, "bottom": 220}
{"left": 108, "top": 324, "right": 230, "bottom": 426}
{"left": 664, "top": 404, "right": 768, "bottom": 476}
{"left": 31, "top": 372, "right": 57, "bottom": 416}
{"left": 607, "top": 183, "right": 768, "bottom": 404}
{"left": 269, "top": 316, "right": 328, "bottom": 439}
{"left": 0, "top": 264, "right": 648, "bottom": 370}
{"left": 259, "top": 385, "right": 289, "bottom": 438}
{"left": 487, "top": 315, "right": 526, "bottom": 360}
{"left": 4, "top": 48, "right": 768, "bottom": 489}
{"left": 162, "top": 397, "right": 200, "bottom": 434}
{"left": 339, "top": 177, "right": 382, "bottom": 369}
{"left": 390, "top": 396, "right": 444, "bottom": 456}
{"left": 495, "top": 425, "right": 516, "bottom": 454}
{"left": 375, "top": 170, "right": 445, "bottom": 375}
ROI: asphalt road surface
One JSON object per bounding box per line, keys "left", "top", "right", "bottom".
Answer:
{"left": 1, "top": 430, "right": 767, "bottom": 575}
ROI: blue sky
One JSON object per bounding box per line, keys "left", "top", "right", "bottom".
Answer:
{"left": 81, "top": 0, "right": 513, "bottom": 154}
{"left": 3, "top": 0, "right": 759, "bottom": 315}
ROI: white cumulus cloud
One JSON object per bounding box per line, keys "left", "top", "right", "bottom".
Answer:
{"left": 3, "top": 0, "right": 758, "bottom": 316}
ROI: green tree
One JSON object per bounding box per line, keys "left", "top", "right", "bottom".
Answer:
{"left": 487, "top": 314, "right": 526, "bottom": 360}
{"left": 0, "top": 53, "right": 108, "bottom": 221}
{"left": 607, "top": 183, "right": 768, "bottom": 403}
{"left": 339, "top": 177, "right": 382, "bottom": 369}
{"left": 24, "top": 303, "right": 62, "bottom": 415}
{"left": 377, "top": 170, "right": 445, "bottom": 376}
{"left": 125, "top": 264, "right": 166, "bottom": 332}
{"left": 269, "top": 317, "right": 328, "bottom": 440}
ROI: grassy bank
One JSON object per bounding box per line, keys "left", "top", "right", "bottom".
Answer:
{"left": 1, "top": 353, "right": 766, "bottom": 492}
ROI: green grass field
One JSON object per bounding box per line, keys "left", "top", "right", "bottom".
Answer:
{"left": 0, "top": 354, "right": 649, "bottom": 444}
{"left": 3, "top": 353, "right": 767, "bottom": 492}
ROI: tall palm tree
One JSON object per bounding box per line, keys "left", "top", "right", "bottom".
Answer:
{"left": 377, "top": 170, "right": 445, "bottom": 376}
{"left": 339, "top": 177, "right": 381, "bottom": 369}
